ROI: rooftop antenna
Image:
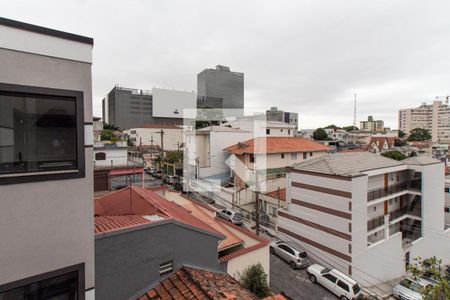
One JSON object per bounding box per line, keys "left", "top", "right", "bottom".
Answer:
{"left": 353, "top": 93, "right": 357, "bottom": 131}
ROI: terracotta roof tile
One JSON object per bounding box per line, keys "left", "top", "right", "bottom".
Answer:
{"left": 94, "top": 215, "right": 152, "bottom": 234}
{"left": 138, "top": 266, "right": 258, "bottom": 300}
{"left": 94, "top": 186, "right": 223, "bottom": 238}
{"left": 224, "top": 137, "right": 330, "bottom": 155}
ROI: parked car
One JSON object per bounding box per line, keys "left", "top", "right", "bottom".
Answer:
{"left": 155, "top": 170, "right": 163, "bottom": 179}
{"left": 147, "top": 167, "right": 156, "bottom": 175}
{"left": 165, "top": 175, "right": 179, "bottom": 184}
{"left": 392, "top": 278, "right": 430, "bottom": 300}
{"left": 172, "top": 181, "right": 183, "bottom": 192}
{"left": 307, "top": 264, "right": 361, "bottom": 300}
{"left": 269, "top": 240, "right": 309, "bottom": 269}
{"left": 216, "top": 209, "right": 243, "bottom": 225}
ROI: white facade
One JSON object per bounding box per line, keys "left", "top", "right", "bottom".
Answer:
{"left": 445, "top": 175, "right": 450, "bottom": 230}
{"left": 94, "top": 146, "right": 128, "bottom": 167}
{"left": 278, "top": 154, "right": 450, "bottom": 286}
{"left": 151, "top": 87, "right": 196, "bottom": 119}
{"left": 226, "top": 119, "right": 296, "bottom": 137}
{"left": 399, "top": 100, "right": 450, "bottom": 143}
{"left": 124, "top": 126, "right": 184, "bottom": 151}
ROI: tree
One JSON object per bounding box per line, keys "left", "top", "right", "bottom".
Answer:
{"left": 408, "top": 257, "right": 450, "bottom": 300}
{"left": 164, "top": 150, "right": 183, "bottom": 163}
{"left": 408, "top": 128, "right": 431, "bottom": 141}
{"left": 312, "top": 128, "right": 329, "bottom": 140}
{"left": 381, "top": 150, "right": 407, "bottom": 161}
{"left": 395, "top": 139, "right": 407, "bottom": 147}
{"left": 103, "top": 122, "right": 118, "bottom": 130}
{"left": 240, "top": 264, "right": 270, "bottom": 298}
{"left": 324, "top": 124, "right": 340, "bottom": 130}
{"left": 343, "top": 125, "right": 359, "bottom": 132}
{"left": 399, "top": 130, "right": 406, "bottom": 138}
{"left": 100, "top": 130, "right": 114, "bottom": 141}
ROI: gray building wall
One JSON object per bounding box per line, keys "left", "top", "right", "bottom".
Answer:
{"left": 0, "top": 47, "right": 94, "bottom": 290}
{"left": 197, "top": 65, "right": 244, "bottom": 110}
{"left": 95, "top": 220, "right": 223, "bottom": 300}
{"left": 102, "top": 86, "right": 183, "bottom": 130}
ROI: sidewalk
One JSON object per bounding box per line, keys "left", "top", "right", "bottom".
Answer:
{"left": 363, "top": 278, "right": 400, "bottom": 299}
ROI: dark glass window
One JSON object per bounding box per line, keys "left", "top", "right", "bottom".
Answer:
{"left": 323, "top": 273, "right": 337, "bottom": 283}
{"left": 0, "top": 270, "right": 79, "bottom": 299}
{"left": 0, "top": 90, "right": 78, "bottom": 175}
{"left": 303, "top": 152, "right": 307, "bottom": 159}
{"left": 281, "top": 153, "right": 285, "bottom": 159}
{"left": 337, "top": 280, "right": 350, "bottom": 292}
{"left": 95, "top": 152, "right": 106, "bottom": 161}
{"left": 249, "top": 154, "right": 255, "bottom": 163}
{"left": 266, "top": 129, "right": 270, "bottom": 135}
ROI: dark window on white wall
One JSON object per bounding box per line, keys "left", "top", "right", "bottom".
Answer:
{"left": 266, "top": 129, "right": 270, "bottom": 135}
{"left": 249, "top": 154, "right": 255, "bottom": 163}
{"left": 303, "top": 152, "right": 307, "bottom": 159}
{"left": 95, "top": 152, "right": 106, "bottom": 161}
{"left": 0, "top": 83, "right": 84, "bottom": 184}
{"left": 0, "top": 263, "right": 84, "bottom": 300}
{"left": 281, "top": 153, "right": 285, "bottom": 159}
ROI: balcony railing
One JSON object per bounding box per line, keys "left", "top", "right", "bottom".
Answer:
{"left": 367, "top": 215, "right": 385, "bottom": 231}
{"left": 367, "top": 179, "right": 422, "bottom": 202}
{"left": 389, "top": 204, "right": 421, "bottom": 222}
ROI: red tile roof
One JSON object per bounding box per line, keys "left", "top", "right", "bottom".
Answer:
{"left": 94, "top": 186, "right": 223, "bottom": 237}
{"left": 224, "top": 137, "right": 330, "bottom": 155}
{"left": 94, "top": 215, "right": 152, "bottom": 234}
{"left": 366, "top": 137, "right": 396, "bottom": 151}
{"left": 264, "top": 188, "right": 286, "bottom": 201}
{"left": 137, "top": 266, "right": 258, "bottom": 300}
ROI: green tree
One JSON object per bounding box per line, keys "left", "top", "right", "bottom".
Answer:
{"left": 312, "top": 128, "right": 329, "bottom": 140}
{"left": 399, "top": 130, "right": 406, "bottom": 138}
{"left": 164, "top": 150, "right": 183, "bottom": 163}
{"left": 103, "top": 122, "right": 118, "bottom": 130}
{"left": 381, "top": 150, "right": 407, "bottom": 161}
{"left": 240, "top": 264, "right": 271, "bottom": 298}
{"left": 408, "top": 128, "right": 432, "bottom": 141}
{"left": 408, "top": 257, "right": 450, "bottom": 300}
{"left": 100, "top": 130, "right": 114, "bottom": 141}
{"left": 343, "top": 125, "right": 358, "bottom": 132}
{"left": 324, "top": 124, "right": 340, "bottom": 130}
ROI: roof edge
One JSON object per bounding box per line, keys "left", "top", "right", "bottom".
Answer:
{"left": 0, "top": 17, "right": 94, "bottom": 45}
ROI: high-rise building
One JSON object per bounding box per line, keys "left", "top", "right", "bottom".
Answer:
{"left": 197, "top": 65, "right": 244, "bottom": 110}
{"left": 266, "top": 107, "right": 299, "bottom": 132}
{"left": 0, "top": 17, "right": 94, "bottom": 299}
{"left": 399, "top": 100, "right": 450, "bottom": 143}
{"left": 360, "top": 116, "right": 384, "bottom": 132}
{"left": 102, "top": 86, "right": 197, "bottom": 130}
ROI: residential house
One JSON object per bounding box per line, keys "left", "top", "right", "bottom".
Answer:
{"left": 278, "top": 152, "right": 450, "bottom": 286}
{"left": 0, "top": 17, "right": 94, "bottom": 298}
{"left": 366, "top": 136, "right": 396, "bottom": 153}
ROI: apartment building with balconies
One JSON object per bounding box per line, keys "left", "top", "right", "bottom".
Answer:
{"left": 277, "top": 152, "right": 450, "bottom": 286}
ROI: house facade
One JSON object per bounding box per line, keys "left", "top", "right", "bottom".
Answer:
{"left": 278, "top": 152, "right": 450, "bottom": 286}
{"left": 0, "top": 17, "right": 94, "bottom": 299}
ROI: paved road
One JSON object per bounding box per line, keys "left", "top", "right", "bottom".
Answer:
{"left": 270, "top": 253, "right": 338, "bottom": 300}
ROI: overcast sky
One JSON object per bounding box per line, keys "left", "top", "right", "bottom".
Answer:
{"left": 3, "top": 0, "right": 450, "bottom": 129}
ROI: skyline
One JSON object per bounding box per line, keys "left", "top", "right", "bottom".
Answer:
{"left": 3, "top": 0, "right": 450, "bottom": 129}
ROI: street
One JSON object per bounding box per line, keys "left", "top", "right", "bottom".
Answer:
{"left": 270, "top": 253, "right": 338, "bottom": 300}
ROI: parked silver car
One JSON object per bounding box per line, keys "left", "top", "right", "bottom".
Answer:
{"left": 270, "top": 240, "right": 309, "bottom": 269}
{"left": 393, "top": 278, "right": 433, "bottom": 300}
{"left": 216, "top": 209, "right": 244, "bottom": 225}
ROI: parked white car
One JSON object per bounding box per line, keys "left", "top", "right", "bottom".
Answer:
{"left": 393, "top": 277, "right": 434, "bottom": 300}
{"left": 269, "top": 240, "right": 309, "bottom": 269}
{"left": 216, "top": 209, "right": 243, "bottom": 225}
{"left": 307, "top": 264, "right": 361, "bottom": 300}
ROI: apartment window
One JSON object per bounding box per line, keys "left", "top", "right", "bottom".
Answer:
{"left": 280, "top": 129, "right": 283, "bottom": 132}
{"left": 309, "top": 152, "right": 313, "bottom": 157}
{"left": 159, "top": 260, "right": 173, "bottom": 276}
{"left": 374, "top": 206, "right": 377, "bottom": 211}
{"left": 348, "top": 244, "right": 352, "bottom": 254}
{"left": 445, "top": 187, "right": 450, "bottom": 193}
{"left": 0, "top": 83, "right": 84, "bottom": 184}
{"left": 281, "top": 153, "right": 285, "bottom": 159}
{"left": 95, "top": 152, "right": 106, "bottom": 161}
{"left": 348, "top": 223, "right": 352, "bottom": 232}
{"left": 0, "top": 263, "right": 83, "bottom": 300}
{"left": 445, "top": 207, "right": 450, "bottom": 213}
{"left": 249, "top": 154, "right": 255, "bottom": 163}
{"left": 303, "top": 153, "right": 307, "bottom": 159}
{"left": 291, "top": 153, "right": 297, "bottom": 160}
{"left": 288, "top": 129, "right": 291, "bottom": 135}
{"left": 266, "top": 129, "right": 270, "bottom": 135}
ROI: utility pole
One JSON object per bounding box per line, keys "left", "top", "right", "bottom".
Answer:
{"left": 255, "top": 167, "right": 260, "bottom": 236}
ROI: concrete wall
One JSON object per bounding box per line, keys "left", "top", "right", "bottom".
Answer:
{"left": 0, "top": 42, "right": 94, "bottom": 292}
{"left": 95, "top": 220, "right": 222, "bottom": 300}
{"left": 94, "top": 148, "right": 128, "bottom": 167}
{"left": 152, "top": 88, "right": 196, "bottom": 119}
{"left": 225, "top": 245, "right": 270, "bottom": 282}
{"left": 125, "top": 127, "right": 183, "bottom": 151}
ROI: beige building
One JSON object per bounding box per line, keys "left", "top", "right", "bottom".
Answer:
{"left": 399, "top": 100, "right": 450, "bottom": 143}
{"left": 360, "top": 116, "right": 384, "bottom": 132}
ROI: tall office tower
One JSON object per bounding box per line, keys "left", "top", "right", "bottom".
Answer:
{"left": 197, "top": 65, "right": 244, "bottom": 110}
